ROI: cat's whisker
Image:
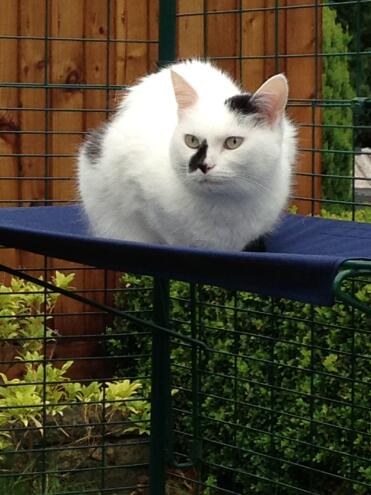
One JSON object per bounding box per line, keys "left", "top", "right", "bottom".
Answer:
{"left": 231, "top": 175, "right": 272, "bottom": 192}
{"left": 208, "top": 172, "right": 271, "bottom": 192}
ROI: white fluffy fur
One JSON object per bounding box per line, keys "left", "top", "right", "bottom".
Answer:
{"left": 78, "top": 60, "right": 296, "bottom": 250}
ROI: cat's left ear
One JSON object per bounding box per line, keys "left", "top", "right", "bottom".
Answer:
{"left": 253, "top": 74, "right": 288, "bottom": 126}
{"left": 171, "top": 70, "right": 198, "bottom": 111}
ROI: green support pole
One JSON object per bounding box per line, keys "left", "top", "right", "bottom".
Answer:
{"left": 149, "top": 4, "right": 177, "bottom": 492}
{"left": 150, "top": 277, "right": 171, "bottom": 494}
{"left": 158, "top": 0, "right": 177, "bottom": 68}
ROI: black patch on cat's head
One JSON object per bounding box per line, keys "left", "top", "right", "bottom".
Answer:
{"left": 189, "top": 140, "right": 208, "bottom": 174}
{"left": 83, "top": 126, "right": 106, "bottom": 165}
{"left": 225, "top": 93, "right": 259, "bottom": 117}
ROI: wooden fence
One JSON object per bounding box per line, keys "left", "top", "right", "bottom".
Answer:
{"left": 0, "top": 0, "right": 321, "bottom": 377}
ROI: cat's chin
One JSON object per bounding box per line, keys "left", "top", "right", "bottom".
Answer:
{"left": 189, "top": 175, "right": 225, "bottom": 191}
{"left": 187, "top": 172, "right": 224, "bottom": 184}
{"left": 187, "top": 176, "right": 243, "bottom": 198}
{"left": 199, "top": 175, "right": 222, "bottom": 184}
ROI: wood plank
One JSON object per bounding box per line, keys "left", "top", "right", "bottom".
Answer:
{"left": 206, "top": 0, "right": 240, "bottom": 78}
{"left": 83, "top": 0, "right": 110, "bottom": 131}
{"left": 177, "top": 0, "right": 205, "bottom": 59}
{"left": 0, "top": 0, "right": 19, "bottom": 208}
{"left": 113, "top": 0, "right": 152, "bottom": 86}
{"left": 286, "top": 0, "right": 322, "bottom": 214}
{"left": 49, "top": 0, "right": 84, "bottom": 203}
{"left": 264, "top": 0, "right": 287, "bottom": 77}
{"left": 0, "top": 0, "right": 20, "bottom": 271}
{"left": 44, "top": 0, "right": 119, "bottom": 374}
{"left": 48, "top": 0, "right": 91, "bottom": 344}
{"left": 241, "top": 0, "right": 266, "bottom": 90}
{"left": 17, "top": 2, "right": 46, "bottom": 218}
{"left": 148, "top": 0, "right": 160, "bottom": 72}
{"left": 51, "top": 261, "right": 114, "bottom": 380}
{"left": 81, "top": 0, "right": 120, "bottom": 343}
{"left": 17, "top": 0, "right": 49, "bottom": 276}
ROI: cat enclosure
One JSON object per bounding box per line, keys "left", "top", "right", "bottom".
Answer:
{"left": 0, "top": 1, "right": 370, "bottom": 494}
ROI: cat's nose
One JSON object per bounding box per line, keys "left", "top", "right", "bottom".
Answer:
{"left": 198, "top": 163, "right": 215, "bottom": 174}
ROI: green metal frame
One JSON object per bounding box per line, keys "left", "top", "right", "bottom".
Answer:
{"left": 150, "top": 278, "right": 171, "bottom": 495}
{"left": 0, "top": 0, "right": 370, "bottom": 494}
{"left": 333, "top": 260, "right": 371, "bottom": 315}
{"left": 148, "top": 4, "right": 177, "bottom": 493}
{"left": 146, "top": 266, "right": 371, "bottom": 493}
{"left": 158, "top": 0, "right": 176, "bottom": 68}
{"left": 154, "top": 3, "right": 371, "bottom": 493}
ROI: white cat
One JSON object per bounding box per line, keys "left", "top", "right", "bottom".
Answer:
{"left": 78, "top": 59, "right": 296, "bottom": 251}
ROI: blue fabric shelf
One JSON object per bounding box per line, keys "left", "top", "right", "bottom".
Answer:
{"left": 0, "top": 205, "right": 370, "bottom": 306}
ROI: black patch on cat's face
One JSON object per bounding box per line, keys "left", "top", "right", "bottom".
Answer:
{"left": 83, "top": 127, "right": 106, "bottom": 164}
{"left": 225, "top": 93, "right": 259, "bottom": 117}
{"left": 189, "top": 139, "right": 208, "bottom": 173}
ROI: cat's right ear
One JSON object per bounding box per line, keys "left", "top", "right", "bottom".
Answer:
{"left": 253, "top": 74, "right": 288, "bottom": 126}
{"left": 171, "top": 70, "right": 198, "bottom": 111}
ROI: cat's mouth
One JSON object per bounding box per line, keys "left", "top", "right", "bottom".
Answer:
{"left": 196, "top": 174, "right": 225, "bottom": 187}
{"left": 187, "top": 168, "right": 225, "bottom": 187}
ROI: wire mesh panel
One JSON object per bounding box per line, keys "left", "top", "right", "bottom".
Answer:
{"left": 0, "top": 268, "right": 153, "bottom": 494}
{"left": 0, "top": 0, "right": 158, "bottom": 370}
{"left": 0, "top": 1, "right": 158, "bottom": 493}
{"left": 177, "top": 0, "right": 371, "bottom": 217}
{"left": 0, "top": 1, "right": 370, "bottom": 494}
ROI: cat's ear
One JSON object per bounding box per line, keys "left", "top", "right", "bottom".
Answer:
{"left": 253, "top": 74, "right": 288, "bottom": 125}
{"left": 171, "top": 70, "right": 198, "bottom": 111}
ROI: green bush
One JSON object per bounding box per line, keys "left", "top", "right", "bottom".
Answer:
{"left": 0, "top": 272, "right": 150, "bottom": 493}
{"left": 108, "top": 211, "right": 371, "bottom": 494}
{"left": 320, "top": 206, "right": 371, "bottom": 223}
{"left": 322, "top": 6, "right": 356, "bottom": 205}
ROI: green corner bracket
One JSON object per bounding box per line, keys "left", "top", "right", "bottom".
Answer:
{"left": 333, "top": 260, "right": 371, "bottom": 315}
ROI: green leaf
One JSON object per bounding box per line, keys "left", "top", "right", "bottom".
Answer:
{"left": 322, "top": 354, "right": 339, "bottom": 373}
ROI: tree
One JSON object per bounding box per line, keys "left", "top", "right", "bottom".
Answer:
{"left": 322, "top": 6, "right": 356, "bottom": 205}
{"left": 330, "top": 0, "right": 370, "bottom": 147}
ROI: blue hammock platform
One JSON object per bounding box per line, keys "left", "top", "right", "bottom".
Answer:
{"left": 0, "top": 205, "right": 369, "bottom": 309}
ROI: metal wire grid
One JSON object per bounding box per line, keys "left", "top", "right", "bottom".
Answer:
{"left": 96, "top": 273, "right": 370, "bottom": 494}
{"left": 0, "top": 1, "right": 370, "bottom": 494}
{"left": 0, "top": 261, "right": 153, "bottom": 494}
{"left": 0, "top": 1, "right": 157, "bottom": 493}
{"left": 0, "top": 1, "right": 370, "bottom": 211}
{"left": 167, "top": 283, "right": 371, "bottom": 494}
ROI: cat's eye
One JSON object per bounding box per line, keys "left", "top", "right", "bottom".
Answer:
{"left": 224, "top": 136, "right": 244, "bottom": 150}
{"left": 184, "top": 134, "right": 200, "bottom": 149}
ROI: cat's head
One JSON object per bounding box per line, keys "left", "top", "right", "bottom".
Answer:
{"left": 169, "top": 69, "right": 291, "bottom": 197}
